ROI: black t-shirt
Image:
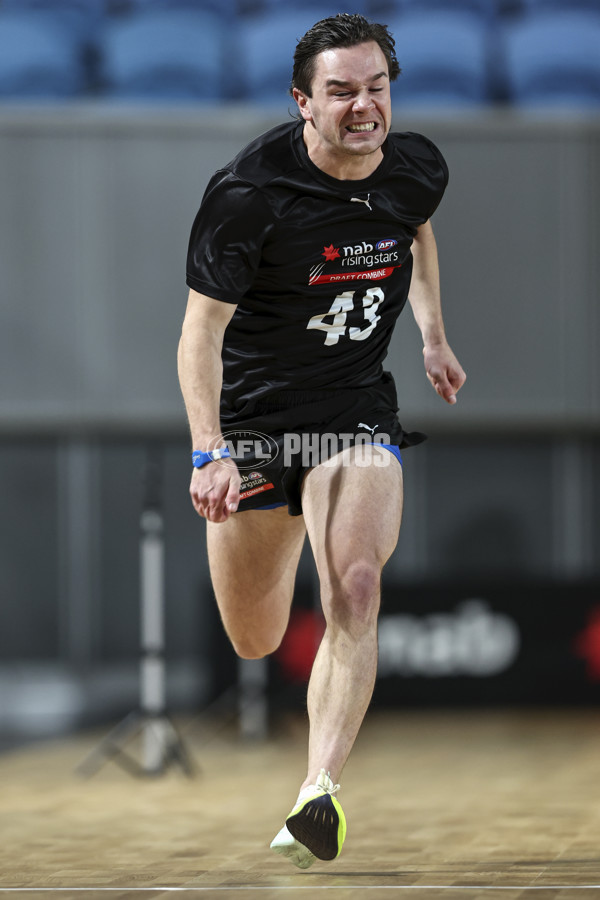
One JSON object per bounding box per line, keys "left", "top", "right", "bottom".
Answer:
{"left": 186, "top": 120, "right": 448, "bottom": 421}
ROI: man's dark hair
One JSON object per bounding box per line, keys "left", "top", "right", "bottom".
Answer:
{"left": 291, "top": 13, "right": 401, "bottom": 97}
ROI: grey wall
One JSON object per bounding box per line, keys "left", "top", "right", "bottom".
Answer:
{"left": 1, "top": 106, "right": 599, "bottom": 736}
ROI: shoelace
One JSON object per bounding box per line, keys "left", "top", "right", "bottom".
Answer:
{"left": 316, "top": 769, "right": 341, "bottom": 795}
{"left": 296, "top": 768, "right": 341, "bottom": 805}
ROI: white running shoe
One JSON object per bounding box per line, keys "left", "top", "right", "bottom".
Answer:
{"left": 270, "top": 824, "right": 316, "bottom": 869}
{"left": 270, "top": 769, "right": 346, "bottom": 868}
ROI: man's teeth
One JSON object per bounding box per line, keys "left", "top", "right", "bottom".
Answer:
{"left": 347, "top": 123, "right": 375, "bottom": 132}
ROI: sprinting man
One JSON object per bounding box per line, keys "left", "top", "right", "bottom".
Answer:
{"left": 178, "top": 13, "right": 466, "bottom": 869}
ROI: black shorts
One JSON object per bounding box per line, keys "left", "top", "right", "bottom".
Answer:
{"left": 221, "top": 372, "right": 426, "bottom": 517}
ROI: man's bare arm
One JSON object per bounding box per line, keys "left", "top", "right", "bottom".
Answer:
{"left": 409, "top": 220, "right": 466, "bottom": 405}
{"left": 177, "top": 288, "right": 239, "bottom": 522}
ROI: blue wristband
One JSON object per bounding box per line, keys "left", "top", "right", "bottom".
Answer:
{"left": 192, "top": 447, "right": 231, "bottom": 468}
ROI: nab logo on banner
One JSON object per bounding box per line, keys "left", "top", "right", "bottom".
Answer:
{"left": 377, "top": 600, "right": 520, "bottom": 678}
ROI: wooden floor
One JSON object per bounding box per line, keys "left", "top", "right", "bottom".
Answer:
{"left": 2, "top": 709, "right": 600, "bottom": 900}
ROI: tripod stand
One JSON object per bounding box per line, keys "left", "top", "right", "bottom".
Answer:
{"left": 77, "top": 444, "right": 195, "bottom": 778}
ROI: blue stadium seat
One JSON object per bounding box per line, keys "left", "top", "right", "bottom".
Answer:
{"left": 238, "top": 10, "right": 334, "bottom": 104}
{"left": 108, "top": 0, "right": 238, "bottom": 21}
{"left": 518, "top": 0, "right": 600, "bottom": 13}
{"left": 257, "top": 0, "right": 369, "bottom": 14}
{"left": 1, "top": 0, "right": 104, "bottom": 41}
{"left": 0, "top": 11, "right": 87, "bottom": 98}
{"left": 388, "top": 13, "right": 491, "bottom": 108}
{"left": 501, "top": 11, "right": 600, "bottom": 108}
{"left": 393, "top": 0, "right": 499, "bottom": 24}
{"left": 99, "top": 10, "right": 228, "bottom": 101}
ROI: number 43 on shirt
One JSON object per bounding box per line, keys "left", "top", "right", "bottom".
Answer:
{"left": 307, "top": 287, "right": 385, "bottom": 346}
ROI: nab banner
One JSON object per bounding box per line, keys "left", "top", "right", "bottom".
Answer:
{"left": 374, "top": 580, "right": 600, "bottom": 706}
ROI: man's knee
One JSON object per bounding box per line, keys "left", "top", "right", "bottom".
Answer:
{"left": 325, "top": 559, "right": 381, "bottom": 626}
{"left": 228, "top": 629, "right": 284, "bottom": 660}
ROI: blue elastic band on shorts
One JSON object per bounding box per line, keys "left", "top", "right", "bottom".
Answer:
{"left": 373, "top": 443, "right": 403, "bottom": 465}
{"left": 253, "top": 501, "right": 287, "bottom": 510}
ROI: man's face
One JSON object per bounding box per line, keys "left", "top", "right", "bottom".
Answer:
{"left": 293, "top": 41, "right": 392, "bottom": 166}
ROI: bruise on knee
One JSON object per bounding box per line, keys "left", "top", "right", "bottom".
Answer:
{"left": 321, "top": 559, "right": 382, "bottom": 631}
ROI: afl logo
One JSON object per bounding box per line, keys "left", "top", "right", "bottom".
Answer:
{"left": 376, "top": 238, "right": 397, "bottom": 251}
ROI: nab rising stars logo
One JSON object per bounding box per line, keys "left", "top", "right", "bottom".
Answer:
{"left": 309, "top": 237, "right": 401, "bottom": 286}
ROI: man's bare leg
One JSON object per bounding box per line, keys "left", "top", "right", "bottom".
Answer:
{"left": 300, "top": 445, "right": 403, "bottom": 788}
{"left": 271, "top": 446, "right": 403, "bottom": 864}
{"left": 271, "top": 445, "right": 403, "bottom": 862}
{"left": 208, "top": 505, "right": 320, "bottom": 868}
{"left": 207, "top": 505, "right": 306, "bottom": 658}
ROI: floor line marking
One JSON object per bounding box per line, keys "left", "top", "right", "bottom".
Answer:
{"left": 2, "top": 887, "right": 600, "bottom": 892}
